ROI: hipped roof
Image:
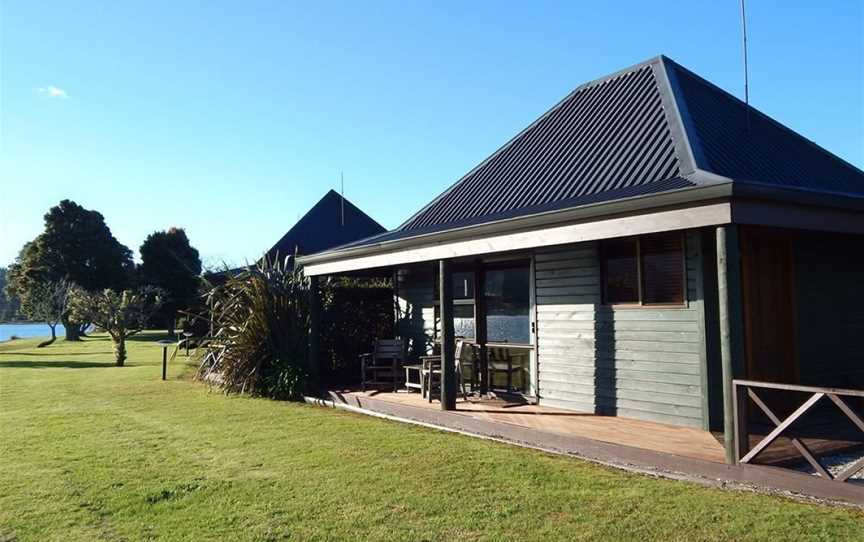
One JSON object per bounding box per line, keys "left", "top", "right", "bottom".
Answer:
{"left": 305, "top": 55, "right": 864, "bottom": 258}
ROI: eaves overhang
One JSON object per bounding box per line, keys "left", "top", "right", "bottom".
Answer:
{"left": 297, "top": 182, "right": 734, "bottom": 270}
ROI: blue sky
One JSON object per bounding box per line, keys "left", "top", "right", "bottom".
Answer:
{"left": 1, "top": 1, "right": 862, "bottom": 268}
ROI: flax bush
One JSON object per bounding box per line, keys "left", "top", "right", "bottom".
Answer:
{"left": 197, "top": 257, "right": 311, "bottom": 400}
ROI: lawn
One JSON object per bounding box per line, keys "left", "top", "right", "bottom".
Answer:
{"left": 1, "top": 332, "right": 862, "bottom": 541}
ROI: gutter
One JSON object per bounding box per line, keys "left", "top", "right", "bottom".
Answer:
{"left": 298, "top": 177, "right": 864, "bottom": 268}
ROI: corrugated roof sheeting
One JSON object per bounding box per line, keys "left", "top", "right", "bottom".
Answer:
{"left": 310, "top": 55, "right": 864, "bottom": 258}
{"left": 670, "top": 62, "right": 864, "bottom": 197}
{"left": 400, "top": 63, "right": 682, "bottom": 232}
{"left": 337, "top": 176, "right": 696, "bottom": 249}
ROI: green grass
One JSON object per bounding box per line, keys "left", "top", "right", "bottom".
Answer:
{"left": 1, "top": 332, "right": 862, "bottom": 541}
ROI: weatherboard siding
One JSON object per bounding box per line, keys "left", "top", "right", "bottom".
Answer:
{"left": 535, "top": 231, "right": 707, "bottom": 428}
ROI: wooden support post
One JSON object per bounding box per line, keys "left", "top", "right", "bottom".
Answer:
{"left": 439, "top": 260, "right": 457, "bottom": 410}
{"left": 474, "top": 261, "right": 488, "bottom": 396}
{"left": 733, "top": 381, "right": 750, "bottom": 461}
{"left": 717, "top": 225, "right": 746, "bottom": 464}
{"left": 309, "top": 275, "right": 322, "bottom": 388}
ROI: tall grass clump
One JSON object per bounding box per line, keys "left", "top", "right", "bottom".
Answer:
{"left": 198, "top": 257, "right": 311, "bottom": 400}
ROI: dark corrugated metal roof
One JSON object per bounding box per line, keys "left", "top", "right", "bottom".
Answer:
{"left": 337, "top": 176, "right": 695, "bottom": 249}
{"left": 668, "top": 61, "right": 864, "bottom": 197}
{"left": 315, "top": 55, "right": 863, "bottom": 256}
{"left": 400, "top": 63, "right": 681, "bottom": 232}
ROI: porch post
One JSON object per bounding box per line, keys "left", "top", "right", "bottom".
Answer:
{"left": 474, "top": 260, "right": 489, "bottom": 396}
{"left": 716, "top": 225, "right": 746, "bottom": 464}
{"left": 439, "top": 259, "right": 457, "bottom": 410}
{"left": 309, "top": 274, "right": 322, "bottom": 388}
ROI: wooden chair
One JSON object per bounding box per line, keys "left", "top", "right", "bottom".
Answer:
{"left": 488, "top": 347, "right": 523, "bottom": 393}
{"left": 421, "top": 340, "right": 474, "bottom": 402}
{"left": 360, "top": 339, "right": 405, "bottom": 392}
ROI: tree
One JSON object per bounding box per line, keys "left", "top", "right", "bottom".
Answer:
{"left": 139, "top": 228, "right": 202, "bottom": 336}
{"left": 68, "top": 287, "right": 163, "bottom": 366}
{"left": 19, "top": 280, "right": 70, "bottom": 347}
{"left": 5, "top": 200, "right": 134, "bottom": 340}
{"left": 0, "top": 267, "right": 21, "bottom": 322}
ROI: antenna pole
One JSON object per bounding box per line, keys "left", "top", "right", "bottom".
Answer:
{"left": 740, "top": 0, "right": 751, "bottom": 131}
{"left": 340, "top": 172, "right": 345, "bottom": 227}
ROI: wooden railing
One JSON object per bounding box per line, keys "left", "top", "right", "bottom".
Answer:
{"left": 733, "top": 379, "right": 864, "bottom": 483}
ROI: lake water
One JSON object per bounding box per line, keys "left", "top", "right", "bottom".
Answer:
{"left": 0, "top": 323, "right": 65, "bottom": 342}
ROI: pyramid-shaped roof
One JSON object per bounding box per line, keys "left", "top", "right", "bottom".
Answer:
{"left": 265, "top": 190, "right": 385, "bottom": 262}
{"left": 337, "top": 55, "right": 863, "bottom": 250}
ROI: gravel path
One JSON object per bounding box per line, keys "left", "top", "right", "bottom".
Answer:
{"left": 795, "top": 450, "right": 864, "bottom": 484}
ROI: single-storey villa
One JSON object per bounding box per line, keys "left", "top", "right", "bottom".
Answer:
{"left": 298, "top": 55, "right": 864, "bottom": 467}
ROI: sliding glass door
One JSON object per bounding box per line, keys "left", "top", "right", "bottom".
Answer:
{"left": 434, "top": 258, "right": 536, "bottom": 396}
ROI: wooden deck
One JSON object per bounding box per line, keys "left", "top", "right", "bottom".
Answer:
{"left": 338, "top": 389, "right": 727, "bottom": 463}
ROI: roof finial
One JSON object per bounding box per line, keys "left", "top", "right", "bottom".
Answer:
{"left": 740, "top": 0, "right": 751, "bottom": 132}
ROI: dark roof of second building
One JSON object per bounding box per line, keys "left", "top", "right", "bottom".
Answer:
{"left": 265, "top": 190, "right": 385, "bottom": 261}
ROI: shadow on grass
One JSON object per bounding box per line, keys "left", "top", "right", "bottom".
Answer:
{"left": 0, "top": 360, "right": 116, "bottom": 369}
{"left": 5, "top": 351, "right": 114, "bottom": 356}
{"left": 126, "top": 333, "right": 176, "bottom": 343}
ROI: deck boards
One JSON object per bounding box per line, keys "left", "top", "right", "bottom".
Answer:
{"left": 342, "top": 390, "right": 726, "bottom": 463}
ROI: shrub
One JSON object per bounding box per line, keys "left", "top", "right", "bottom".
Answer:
{"left": 318, "top": 277, "right": 394, "bottom": 385}
{"left": 197, "top": 257, "right": 311, "bottom": 400}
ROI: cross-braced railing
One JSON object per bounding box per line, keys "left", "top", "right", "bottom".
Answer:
{"left": 733, "top": 379, "right": 864, "bottom": 482}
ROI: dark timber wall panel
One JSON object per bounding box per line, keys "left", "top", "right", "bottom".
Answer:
{"left": 795, "top": 232, "right": 864, "bottom": 388}
{"left": 535, "top": 231, "right": 707, "bottom": 428}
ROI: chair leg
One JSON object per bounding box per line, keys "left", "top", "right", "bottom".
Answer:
{"left": 457, "top": 363, "right": 468, "bottom": 401}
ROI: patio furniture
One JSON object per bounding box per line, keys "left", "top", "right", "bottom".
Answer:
{"left": 488, "top": 347, "right": 524, "bottom": 393}
{"left": 403, "top": 363, "right": 424, "bottom": 393}
{"left": 421, "top": 340, "right": 474, "bottom": 402}
{"left": 360, "top": 338, "right": 405, "bottom": 392}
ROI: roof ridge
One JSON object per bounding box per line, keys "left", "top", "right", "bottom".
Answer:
{"left": 654, "top": 56, "right": 705, "bottom": 178}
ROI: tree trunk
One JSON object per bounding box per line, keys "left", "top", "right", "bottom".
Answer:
{"left": 38, "top": 324, "right": 57, "bottom": 348}
{"left": 113, "top": 335, "right": 127, "bottom": 366}
{"left": 63, "top": 315, "right": 81, "bottom": 341}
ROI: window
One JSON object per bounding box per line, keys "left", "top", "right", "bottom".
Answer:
{"left": 485, "top": 264, "right": 531, "bottom": 344}
{"left": 601, "top": 232, "right": 685, "bottom": 306}
{"left": 434, "top": 270, "right": 476, "bottom": 339}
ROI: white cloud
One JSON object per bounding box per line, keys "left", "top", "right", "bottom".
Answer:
{"left": 36, "top": 85, "right": 69, "bottom": 99}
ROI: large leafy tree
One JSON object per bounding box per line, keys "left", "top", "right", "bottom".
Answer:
{"left": 0, "top": 267, "right": 21, "bottom": 321}
{"left": 139, "top": 228, "right": 201, "bottom": 336}
{"left": 5, "top": 200, "right": 134, "bottom": 340}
